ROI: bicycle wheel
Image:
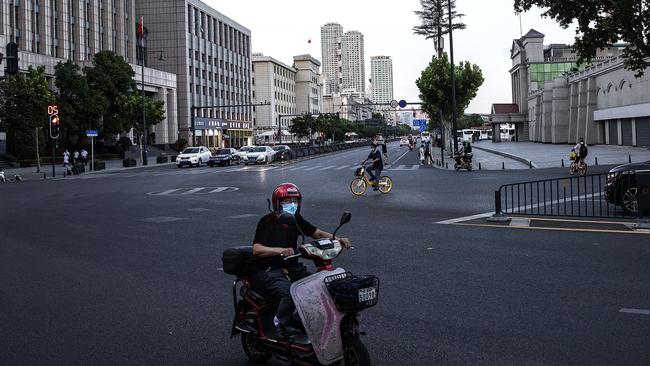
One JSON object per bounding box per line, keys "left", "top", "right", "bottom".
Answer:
{"left": 350, "top": 178, "right": 367, "bottom": 196}
{"left": 578, "top": 162, "right": 587, "bottom": 176}
{"left": 569, "top": 162, "right": 577, "bottom": 175}
{"left": 378, "top": 176, "right": 393, "bottom": 193}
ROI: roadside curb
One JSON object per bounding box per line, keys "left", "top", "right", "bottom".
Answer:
{"left": 472, "top": 145, "right": 538, "bottom": 169}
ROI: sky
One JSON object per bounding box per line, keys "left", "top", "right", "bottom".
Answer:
{"left": 204, "top": 0, "right": 578, "bottom": 114}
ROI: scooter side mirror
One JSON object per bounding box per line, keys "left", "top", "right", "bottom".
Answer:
{"left": 332, "top": 212, "right": 351, "bottom": 239}
{"left": 339, "top": 212, "right": 351, "bottom": 226}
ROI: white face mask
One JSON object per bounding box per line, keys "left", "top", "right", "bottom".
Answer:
{"left": 281, "top": 202, "right": 298, "bottom": 215}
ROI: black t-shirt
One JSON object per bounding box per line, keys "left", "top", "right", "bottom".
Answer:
{"left": 253, "top": 213, "right": 317, "bottom": 268}
{"left": 367, "top": 150, "right": 384, "bottom": 170}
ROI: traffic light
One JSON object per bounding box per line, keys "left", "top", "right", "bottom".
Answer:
{"left": 5, "top": 42, "right": 18, "bottom": 75}
{"left": 49, "top": 114, "right": 61, "bottom": 139}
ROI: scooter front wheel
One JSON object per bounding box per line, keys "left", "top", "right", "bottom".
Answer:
{"left": 333, "top": 337, "right": 371, "bottom": 366}
{"left": 241, "top": 333, "right": 271, "bottom": 363}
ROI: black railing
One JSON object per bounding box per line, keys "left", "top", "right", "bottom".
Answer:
{"left": 495, "top": 171, "right": 639, "bottom": 219}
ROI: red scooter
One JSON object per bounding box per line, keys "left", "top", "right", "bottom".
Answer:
{"left": 222, "top": 212, "right": 379, "bottom": 365}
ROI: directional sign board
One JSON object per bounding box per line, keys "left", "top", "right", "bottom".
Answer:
{"left": 86, "top": 130, "right": 98, "bottom": 137}
{"left": 417, "top": 119, "right": 427, "bottom": 132}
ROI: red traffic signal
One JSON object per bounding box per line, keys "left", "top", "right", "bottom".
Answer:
{"left": 49, "top": 113, "right": 61, "bottom": 139}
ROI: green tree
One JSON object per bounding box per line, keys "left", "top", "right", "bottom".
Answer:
{"left": 119, "top": 93, "right": 166, "bottom": 144}
{"left": 54, "top": 60, "right": 106, "bottom": 144}
{"left": 416, "top": 53, "right": 484, "bottom": 123}
{"left": 85, "top": 51, "right": 138, "bottom": 136}
{"left": 514, "top": 0, "right": 650, "bottom": 76}
{"left": 457, "top": 113, "right": 484, "bottom": 129}
{"left": 414, "top": 0, "right": 466, "bottom": 57}
{"left": 0, "top": 66, "right": 56, "bottom": 159}
{"left": 289, "top": 113, "right": 315, "bottom": 138}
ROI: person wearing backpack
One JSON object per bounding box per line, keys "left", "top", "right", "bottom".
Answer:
{"left": 574, "top": 138, "right": 588, "bottom": 164}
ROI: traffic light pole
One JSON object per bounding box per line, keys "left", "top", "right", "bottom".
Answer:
{"left": 51, "top": 141, "right": 56, "bottom": 178}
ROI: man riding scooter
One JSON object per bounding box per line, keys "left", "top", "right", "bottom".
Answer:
{"left": 249, "top": 183, "right": 352, "bottom": 339}
{"left": 454, "top": 141, "right": 473, "bottom": 170}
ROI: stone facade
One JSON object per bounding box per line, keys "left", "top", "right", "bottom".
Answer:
{"left": 370, "top": 56, "right": 393, "bottom": 103}
{"left": 1, "top": 0, "right": 178, "bottom": 144}
{"left": 251, "top": 54, "right": 296, "bottom": 133}
{"left": 293, "top": 54, "right": 323, "bottom": 115}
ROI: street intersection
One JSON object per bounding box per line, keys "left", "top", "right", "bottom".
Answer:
{"left": 1, "top": 142, "right": 648, "bottom": 365}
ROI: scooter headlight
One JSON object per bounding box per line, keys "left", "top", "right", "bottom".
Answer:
{"left": 305, "top": 240, "right": 342, "bottom": 260}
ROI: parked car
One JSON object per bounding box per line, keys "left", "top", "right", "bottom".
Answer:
{"left": 272, "top": 145, "right": 292, "bottom": 160}
{"left": 605, "top": 160, "right": 650, "bottom": 215}
{"left": 236, "top": 146, "right": 256, "bottom": 164}
{"left": 176, "top": 146, "right": 212, "bottom": 168}
{"left": 244, "top": 146, "right": 275, "bottom": 165}
{"left": 209, "top": 148, "right": 241, "bottom": 166}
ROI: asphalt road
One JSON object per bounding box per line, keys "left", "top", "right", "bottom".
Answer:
{"left": 1, "top": 142, "right": 648, "bottom": 365}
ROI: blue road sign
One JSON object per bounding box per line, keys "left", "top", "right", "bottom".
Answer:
{"left": 86, "top": 130, "right": 98, "bottom": 137}
{"left": 398, "top": 100, "right": 407, "bottom": 108}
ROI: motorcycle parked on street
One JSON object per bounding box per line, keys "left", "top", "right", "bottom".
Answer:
{"left": 222, "top": 212, "right": 379, "bottom": 365}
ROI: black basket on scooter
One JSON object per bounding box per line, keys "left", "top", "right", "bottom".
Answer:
{"left": 354, "top": 167, "right": 364, "bottom": 177}
{"left": 324, "top": 272, "right": 379, "bottom": 312}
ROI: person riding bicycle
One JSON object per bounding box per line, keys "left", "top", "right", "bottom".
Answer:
{"left": 362, "top": 144, "right": 384, "bottom": 191}
{"left": 573, "top": 138, "right": 588, "bottom": 164}
{"left": 250, "top": 183, "right": 351, "bottom": 339}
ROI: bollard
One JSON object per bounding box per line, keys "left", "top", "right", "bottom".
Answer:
{"left": 529, "top": 160, "right": 532, "bottom": 169}
{"left": 629, "top": 154, "right": 632, "bottom": 163}
{"left": 502, "top": 161, "right": 505, "bottom": 170}
{"left": 43, "top": 172, "right": 46, "bottom": 179}
{"left": 445, "top": 162, "right": 448, "bottom": 169}
{"left": 561, "top": 159, "right": 564, "bottom": 167}
{"left": 479, "top": 162, "right": 482, "bottom": 170}
{"left": 595, "top": 157, "right": 598, "bottom": 166}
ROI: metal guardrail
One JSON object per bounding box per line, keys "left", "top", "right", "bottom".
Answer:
{"left": 495, "top": 170, "right": 642, "bottom": 219}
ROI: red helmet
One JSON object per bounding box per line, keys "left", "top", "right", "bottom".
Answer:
{"left": 272, "top": 183, "right": 302, "bottom": 212}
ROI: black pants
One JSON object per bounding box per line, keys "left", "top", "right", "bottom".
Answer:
{"left": 249, "top": 264, "right": 311, "bottom": 328}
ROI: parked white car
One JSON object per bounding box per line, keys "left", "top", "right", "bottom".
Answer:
{"left": 176, "top": 146, "right": 212, "bottom": 168}
{"left": 236, "top": 146, "right": 256, "bottom": 164}
{"left": 244, "top": 146, "right": 276, "bottom": 165}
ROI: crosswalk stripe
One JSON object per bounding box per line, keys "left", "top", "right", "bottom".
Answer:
{"left": 288, "top": 166, "right": 309, "bottom": 171}
{"left": 303, "top": 166, "right": 323, "bottom": 171}
{"left": 155, "top": 189, "right": 182, "bottom": 196}
{"left": 319, "top": 165, "right": 337, "bottom": 170}
{"left": 335, "top": 165, "right": 350, "bottom": 170}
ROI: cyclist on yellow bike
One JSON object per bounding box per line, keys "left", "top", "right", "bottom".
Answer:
{"left": 361, "top": 144, "right": 383, "bottom": 191}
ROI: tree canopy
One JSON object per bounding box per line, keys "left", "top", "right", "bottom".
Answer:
{"left": 413, "top": 0, "right": 466, "bottom": 57}
{"left": 416, "top": 53, "right": 484, "bottom": 123}
{"left": 514, "top": 0, "right": 650, "bottom": 76}
{"left": 0, "top": 67, "right": 56, "bottom": 159}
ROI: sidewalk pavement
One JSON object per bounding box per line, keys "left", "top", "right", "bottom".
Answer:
{"left": 420, "top": 145, "right": 529, "bottom": 170}
{"left": 1, "top": 156, "right": 173, "bottom": 181}
{"left": 472, "top": 141, "right": 650, "bottom": 169}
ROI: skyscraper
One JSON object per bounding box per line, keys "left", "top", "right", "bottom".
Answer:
{"left": 320, "top": 23, "right": 343, "bottom": 95}
{"left": 370, "top": 56, "right": 393, "bottom": 103}
{"left": 341, "top": 30, "right": 365, "bottom": 95}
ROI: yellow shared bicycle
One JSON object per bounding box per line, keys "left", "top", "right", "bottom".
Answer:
{"left": 350, "top": 165, "right": 393, "bottom": 196}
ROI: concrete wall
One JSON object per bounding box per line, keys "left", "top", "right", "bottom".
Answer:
{"left": 551, "top": 78, "right": 569, "bottom": 143}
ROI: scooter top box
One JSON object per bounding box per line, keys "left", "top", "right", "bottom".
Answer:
{"left": 222, "top": 246, "right": 258, "bottom": 276}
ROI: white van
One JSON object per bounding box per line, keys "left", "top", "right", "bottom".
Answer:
{"left": 421, "top": 131, "right": 431, "bottom": 143}
{"left": 500, "top": 127, "right": 516, "bottom": 141}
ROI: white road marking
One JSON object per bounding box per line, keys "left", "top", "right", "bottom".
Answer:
{"left": 436, "top": 212, "right": 494, "bottom": 224}
{"left": 149, "top": 188, "right": 182, "bottom": 196}
{"left": 510, "top": 218, "right": 531, "bottom": 227}
{"left": 188, "top": 208, "right": 211, "bottom": 212}
{"left": 208, "top": 187, "right": 239, "bottom": 193}
{"left": 388, "top": 164, "right": 419, "bottom": 171}
{"left": 303, "top": 165, "right": 323, "bottom": 171}
{"left": 619, "top": 308, "right": 650, "bottom": 315}
{"left": 181, "top": 187, "right": 207, "bottom": 195}
{"left": 139, "top": 216, "right": 187, "bottom": 223}
{"left": 319, "top": 165, "right": 337, "bottom": 170}
{"left": 390, "top": 149, "right": 411, "bottom": 166}
{"left": 229, "top": 214, "right": 258, "bottom": 219}
{"left": 335, "top": 165, "right": 351, "bottom": 170}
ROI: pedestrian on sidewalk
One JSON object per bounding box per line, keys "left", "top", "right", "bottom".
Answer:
{"left": 73, "top": 149, "right": 80, "bottom": 165}
{"left": 419, "top": 144, "right": 425, "bottom": 165}
{"left": 0, "top": 167, "right": 6, "bottom": 182}
{"left": 63, "top": 150, "right": 72, "bottom": 175}
{"left": 81, "top": 148, "right": 88, "bottom": 166}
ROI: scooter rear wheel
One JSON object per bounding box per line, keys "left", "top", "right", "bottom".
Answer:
{"left": 241, "top": 333, "right": 271, "bottom": 363}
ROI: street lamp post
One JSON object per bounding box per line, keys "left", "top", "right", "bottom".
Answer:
{"left": 140, "top": 44, "right": 147, "bottom": 165}
{"left": 448, "top": 0, "right": 459, "bottom": 153}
